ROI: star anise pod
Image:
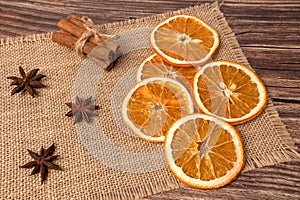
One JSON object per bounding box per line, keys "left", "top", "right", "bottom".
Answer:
{"left": 65, "top": 96, "right": 100, "bottom": 124}
{"left": 20, "top": 143, "right": 62, "bottom": 184}
{"left": 7, "top": 66, "right": 46, "bottom": 97}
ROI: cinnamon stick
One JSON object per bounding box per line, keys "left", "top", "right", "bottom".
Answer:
{"left": 52, "top": 13, "right": 121, "bottom": 70}
{"left": 52, "top": 32, "right": 116, "bottom": 69}
{"left": 66, "top": 14, "right": 120, "bottom": 55}
{"left": 67, "top": 13, "right": 86, "bottom": 30}
{"left": 57, "top": 19, "right": 87, "bottom": 41}
{"left": 52, "top": 31, "right": 96, "bottom": 55}
{"left": 57, "top": 18, "right": 120, "bottom": 54}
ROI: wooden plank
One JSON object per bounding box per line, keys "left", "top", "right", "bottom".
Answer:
{"left": 281, "top": 118, "right": 300, "bottom": 144}
{"left": 274, "top": 102, "right": 300, "bottom": 118}
{"left": 256, "top": 69, "right": 300, "bottom": 88}
{"left": 242, "top": 47, "right": 300, "bottom": 71}
{"left": 268, "top": 87, "right": 300, "bottom": 101}
{"left": 146, "top": 162, "right": 300, "bottom": 199}
{"left": 0, "top": 0, "right": 207, "bottom": 37}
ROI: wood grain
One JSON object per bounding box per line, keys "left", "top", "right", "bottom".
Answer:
{"left": 0, "top": 0, "right": 299, "bottom": 199}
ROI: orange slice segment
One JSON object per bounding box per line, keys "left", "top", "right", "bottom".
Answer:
{"left": 150, "top": 15, "right": 219, "bottom": 67}
{"left": 165, "top": 113, "right": 245, "bottom": 189}
{"left": 137, "top": 54, "right": 198, "bottom": 90}
{"left": 193, "top": 61, "right": 268, "bottom": 125}
{"left": 122, "top": 77, "right": 194, "bottom": 142}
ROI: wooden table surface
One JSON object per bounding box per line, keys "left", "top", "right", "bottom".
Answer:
{"left": 0, "top": 0, "right": 299, "bottom": 199}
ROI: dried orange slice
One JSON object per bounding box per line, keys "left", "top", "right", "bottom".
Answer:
{"left": 193, "top": 61, "right": 267, "bottom": 125}
{"left": 150, "top": 15, "right": 219, "bottom": 67}
{"left": 121, "top": 77, "right": 194, "bottom": 142}
{"left": 165, "top": 113, "right": 245, "bottom": 189}
{"left": 137, "top": 54, "right": 198, "bottom": 90}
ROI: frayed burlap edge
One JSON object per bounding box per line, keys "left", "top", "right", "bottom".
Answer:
{"left": 0, "top": 2, "right": 299, "bottom": 199}
{"left": 99, "top": 177, "right": 180, "bottom": 200}
{"left": 244, "top": 100, "right": 299, "bottom": 170}
{"left": 0, "top": 32, "right": 51, "bottom": 46}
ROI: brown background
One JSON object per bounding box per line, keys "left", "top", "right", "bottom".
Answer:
{"left": 0, "top": 0, "right": 299, "bottom": 199}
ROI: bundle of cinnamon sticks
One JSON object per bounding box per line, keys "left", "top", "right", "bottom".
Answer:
{"left": 52, "top": 13, "right": 121, "bottom": 70}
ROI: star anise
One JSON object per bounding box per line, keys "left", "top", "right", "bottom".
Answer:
{"left": 65, "top": 96, "right": 100, "bottom": 124}
{"left": 7, "top": 66, "right": 46, "bottom": 97}
{"left": 20, "top": 143, "right": 62, "bottom": 184}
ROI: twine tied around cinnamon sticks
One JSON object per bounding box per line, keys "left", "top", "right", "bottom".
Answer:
{"left": 52, "top": 13, "right": 121, "bottom": 70}
{"left": 74, "top": 15, "right": 113, "bottom": 56}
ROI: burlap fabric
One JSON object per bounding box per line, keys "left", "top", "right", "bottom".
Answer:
{"left": 0, "top": 2, "right": 299, "bottom": 199}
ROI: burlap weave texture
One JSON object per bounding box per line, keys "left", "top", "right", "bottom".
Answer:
{"left": 0, "top": 2, "right": 298, "bottom": 199}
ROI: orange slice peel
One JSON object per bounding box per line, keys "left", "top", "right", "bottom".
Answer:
{"left": 137, "top": 54, "right": 198, "bottom": 90}
{"left": 165, "top": 113, "right": 245, "bottom": 189}
{"left": 193, "top": 61, "right": 267, "bottom": 125}
{"left": 122, "top": 77, "right": 194, "bottom": 142}
{"left": 150, "top": 15, "right": 219, "bottom": 67}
